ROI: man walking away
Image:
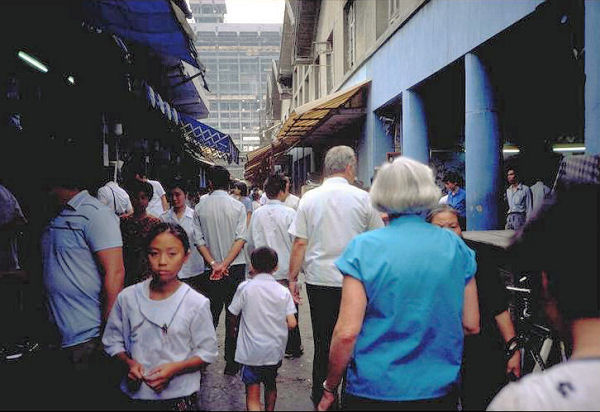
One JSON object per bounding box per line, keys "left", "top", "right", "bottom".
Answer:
{"left": 193, "top": 165, "right": 247, "bottom": 375}
{"left": 247, "top": 173, "right": 303, "bottom": 358}
{"left": 288, "top": 145, "right": 384, "bottom": 407}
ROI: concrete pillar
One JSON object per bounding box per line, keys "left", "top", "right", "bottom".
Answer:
{"left": 585, "top": 0, "right": 600, "bottom": 154}
{"left": 402, "top": 89, "right": 429, "bottom": 164}
{"left": 465, "top": 52, "right": 501, "bottom": 230}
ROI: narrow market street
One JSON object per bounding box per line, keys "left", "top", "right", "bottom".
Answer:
{"left": 200, "top": 285, "right": 314, "bottom": 411}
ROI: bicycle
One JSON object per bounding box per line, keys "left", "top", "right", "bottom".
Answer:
{"left": 505, "top": 274, "right": 568, "bottom": 377}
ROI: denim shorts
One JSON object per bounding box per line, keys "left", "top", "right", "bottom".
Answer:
{"left": 241, "top": 362, "right": 281, "bottom": 388}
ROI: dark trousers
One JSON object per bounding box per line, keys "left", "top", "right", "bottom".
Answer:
{"left": 306, "top": 283, "right": 342, "bottom": 404}
{"left": 277, "top": 279, "right": 302, "bottom": 354}
{"left": 343, "top": 392, "right": 458, "bottom": 411}
{"left": 199, "top": 264, "right": 245, "bottom": 364}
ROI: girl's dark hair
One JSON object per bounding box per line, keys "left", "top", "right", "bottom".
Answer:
{"left": 234, "top": 180, "right": 248, "bottom": 197}
{"left": 146, "top": 222, "right": 190, "bottom": 253}
{"left": 167, "top": 178, "right": 188, "bottom": 194}
{"left": 125, "top": 179, "right": 154, "bottom": 199}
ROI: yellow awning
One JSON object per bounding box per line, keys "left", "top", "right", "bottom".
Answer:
{"left": 276, "top": 79, "right": 370, "bottom": 142}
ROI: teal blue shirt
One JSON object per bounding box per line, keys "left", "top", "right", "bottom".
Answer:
{"left": 335, "top": 214, "right": 476, "bottom": 401}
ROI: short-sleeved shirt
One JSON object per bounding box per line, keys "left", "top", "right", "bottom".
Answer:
{"left": 120, "top": 214, "right": 161, "bottom": 286}
{"left": 447, "top": 187, "right": 466, "bottom": 217}
{"left": 284, "top": 193, "right": 300, "bottom": 210}
{"left": 96, "top": 181, "right": 132, "bottom": 215}
{"left": 229, "top": 273, "right": 296, "bottom": 366}
{"left": 102, "top": 279, "right": 218, "bottom": 400}
{"left": 335, "top": 215, "right": 476, "bottom": 401}
{"left": 146, "top": 179, "right": 166, "bottom": 218}
{"left": 487, "top": 360, "right": 600, "bottom": 410}
{"left": 506, "top": 183, "right": 533, "bottom": 217}
{"left": 42, "top": 190, "right": 123, "bottom": 348}
{"left": 247, "top": 200, "right": 295, "bottom": 280}
{"left": 288, "top": 177, "right": 383, "bottom": 287}
{"left": 193, "top": 190, "right": 247, "bottom": 266}
{"left": 0, "top": 184, "right": 25, "bottom": 271}
{"left": 160, "top": 207, "right": 205, "bottom": 278}
{"left": 240, "top": 196, "right": 253, "bottom": 214}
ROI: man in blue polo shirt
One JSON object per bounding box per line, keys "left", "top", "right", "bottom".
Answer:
{"left": 41, "top": 169, "right": 125, "bottom": 408}
{"left": 443, "top": 171, "right": 466, "bottom": 229}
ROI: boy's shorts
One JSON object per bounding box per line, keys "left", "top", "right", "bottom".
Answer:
{"left": 241, "top": 362, "right": 282, "bottom": 388}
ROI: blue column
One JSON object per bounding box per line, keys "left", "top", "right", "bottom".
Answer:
{"left": 585, "top": 0, "right": 600, "bottom": 154}
{"left": 402, "top": 89, "right": 429, "bottom": 164}
{"left": 465, "top": 52, "right": 501, "bottom": 230}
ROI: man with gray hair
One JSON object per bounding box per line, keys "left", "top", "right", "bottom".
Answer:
{"left": 288, "top": 145, "right": 383, "bottom": 406}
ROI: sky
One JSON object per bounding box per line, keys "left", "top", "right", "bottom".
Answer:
{"left": 224, "top": 0, "right": 285, "bottom": 24}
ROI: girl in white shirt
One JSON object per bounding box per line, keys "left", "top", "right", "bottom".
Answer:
{"left": 103, "top": 223, "right": 218, "bottom": 410}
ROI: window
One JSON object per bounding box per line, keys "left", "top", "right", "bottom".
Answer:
{"left": 314, "top": 57, "right": 320, "bottom": 100}
{"left": 344, "top": 0, "right": 356, "bottom": 71}
{"left": 326, "top": 32, "right": 334, "bottom": 93}
{"left": 304, "top": 76, "right": 309, "bottom": 104}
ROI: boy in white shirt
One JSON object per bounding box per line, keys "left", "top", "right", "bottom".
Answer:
{"left": 228, "top": 247, "right": 297, "bottom": 411}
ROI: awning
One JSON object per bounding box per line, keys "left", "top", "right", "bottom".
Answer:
{"left": 81, "top": 0, "right": 200, "bottom": 69}
{"left": 180, "top": 114, "right": 240, "bottom": 164}
{"left": 276, "top": 80, "right": 370, "bottom": 142}
{"left": 245, "top": 80, "right": 370, "bottom": 181}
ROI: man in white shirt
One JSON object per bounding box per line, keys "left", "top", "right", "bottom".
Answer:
{"left": 283, "top": 176, "right": 300, "bottom": 210}
{"left": 193, "top": 165, "right": 247, "bottom": 375}
{"left": 247, "top": 173, "right": 303, "bottom": 358}
{"left": 488, "top": 185, "right": 600, "bottom": 411}
{"left": 131, "top": 167, "right": 168, "bottom": 218}
{"left": 288, "top": 145, "right": 384, "bottom": 405}
{"left": 96, "top": 171, "right": 133, "bottom": 216}
{"left": 530, "top": 178, "right": 551, "bottom": 214}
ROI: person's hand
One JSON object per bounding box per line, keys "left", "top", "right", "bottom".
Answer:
{"left": 209, "top": 262, "right": 228, "bottom": 280}
{"left": 144, "top": 362, "right": 180, "bottom": 393}
{"left": 126, "top": 359, "right": 145, "bottom": 382}
{"left": 288, "top": 280, "right": 302, "bottom": 304}
{"left": 317, "top": 391, "right": 336, "bottom": 411}
{"left": 507, "top": 350, "right": 521, "bottom": 379}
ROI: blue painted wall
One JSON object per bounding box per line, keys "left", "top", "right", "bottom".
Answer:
{"left": 339, "top": 0, "right": 543, "bottom": 184}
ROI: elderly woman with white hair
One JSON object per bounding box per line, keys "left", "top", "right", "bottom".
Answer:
{"left": 317, "top": 157, "right": 480, "bottom": 411}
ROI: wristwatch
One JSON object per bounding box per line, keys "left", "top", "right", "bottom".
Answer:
{"left": 209, "top": 260, "right": 216, "bottom": 267}
{"left": 322, "top": 380, "right": 337, "bottom": 394}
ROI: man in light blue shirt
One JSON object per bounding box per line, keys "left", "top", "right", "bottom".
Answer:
{"left": 41, "top": 171, "right": 124, "bottom": 409}
{"left": 505, "top": 168, "right": 533, "bottom": 230}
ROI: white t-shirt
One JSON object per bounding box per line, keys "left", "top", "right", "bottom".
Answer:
{"left": 228, "top": 274, "right": 296, "bottom": 366}
{"left": 97, "top": 181, "right": 133, "bottom": 215}
{"left": 487, "top": 359, "right": 600, "bottom": 411}
{"left": 247, "top": 200, "right": 295, "bottom": 280}
{"left": 284, "top": 193, "right": 300, "bottom": 210}
{"left": 146, "top": 179, "right": 166, "bottom": 218}
{"left": 102, "top": 280, "right": 218, "bottom": 400}
{"left": 288, "top": 177, "right": 384, "bottom": 287}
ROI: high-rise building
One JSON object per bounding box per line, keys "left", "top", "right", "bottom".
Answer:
{"left": 190, "top": 0, "right": 282, "bottom": 179}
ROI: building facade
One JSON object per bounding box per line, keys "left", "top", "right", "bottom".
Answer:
{"left": 190, "top": 0, "right": 282, "bottom": 179}
{"left": 253, "top": 0, "right": 598, "bottom": 229}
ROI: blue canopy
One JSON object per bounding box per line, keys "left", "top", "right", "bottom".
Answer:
{"left": 180, "top": 114, "right": 240, "bottom": 164}
{"left": 82, "top": 0, "right": 199, "bottom": 68}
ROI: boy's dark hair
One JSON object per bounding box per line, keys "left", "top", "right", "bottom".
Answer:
{"left": 264, "top": 173, "right": 287, "bottom": 199}
{"left": 233, "top": 180, "right": 248, "bottom": 197}
{"left": 251, "top": 247, "right": 278, "bottom": 274}
{"left": 508, "top": 184, "right": 599, "bottom": 321}
{"left": 125, "top": 179, "right": 154, "bottom": 199}
{"left": 208, "top": 166, "right": 230, "bottom": 190}
{"left": 442, "top": 171, "right": 460, "bottom": 185}
{"left": 167, "top": 178, "right": 188, "bottom": 194}
{"left": 146, "top": 222, "right": 190, "bottom": 253}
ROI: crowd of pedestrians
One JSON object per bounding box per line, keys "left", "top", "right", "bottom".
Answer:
{"left": 3, "top": 144, "right": 598, "bottom": 411}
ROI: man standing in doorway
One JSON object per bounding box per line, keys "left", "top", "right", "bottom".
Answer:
{"left": 193, "top": 165, "right": 247, "bottom": 375}
{"left": 505, "top": 168, "right": 533, "bottom": 230}
{"left": 288, "top": 146, "right": 384, "bottom": 407}
{"left": 131, "top": 166, "right": 169, "bottom": 218}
